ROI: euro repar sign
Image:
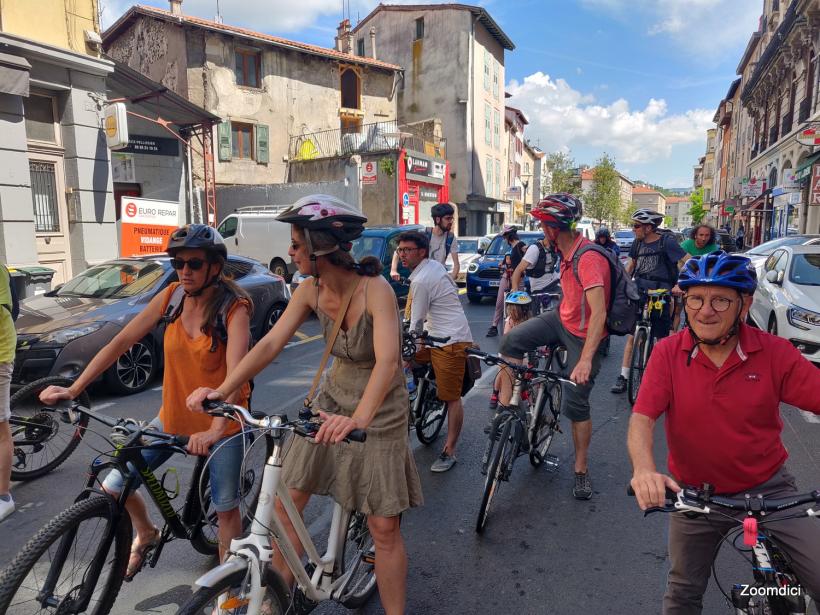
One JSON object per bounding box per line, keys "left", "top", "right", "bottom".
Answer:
{"left": 120, "top": 197, "right": 180, "bottom": 257}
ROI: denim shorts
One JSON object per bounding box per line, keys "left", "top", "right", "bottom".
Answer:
{"left": 101, "top": 417, "right": 247, "bottom": 513}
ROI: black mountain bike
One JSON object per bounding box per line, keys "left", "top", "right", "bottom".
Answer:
{"left": 628, "top": 288, "right": 671, "bottom": 405}
{"left": 629, "top": 484, "right": 819, "bottom": 615}
{"left": 9, "top": 376, "right": 91, "bottom": 481}
{"left": 0, "top": 400, "right": 270, "bottom": 615}
{"left": 470, "top": 349, "right": 573, "bottom": 534}
{"left": 402, "top": 324, "right": 452, "bottom": 445}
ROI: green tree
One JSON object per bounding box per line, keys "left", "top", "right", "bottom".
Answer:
{"left": 688, "top": 187, "right": 706, "bottom": 224}
{"left": 544, "top": 151, "right": 581, "bottom": 196}
{"left": 585, "top": 153, "right": 621, "bottom": 225}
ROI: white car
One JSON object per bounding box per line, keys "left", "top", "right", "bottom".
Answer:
{"left": 748, "top": 245, "right": 820, "bottom": 365}
{"left": 446, "top": 236, "right": 482, "bottom": 285}
{"left": 744, "top": 234, "right": 820, "bottom": 272}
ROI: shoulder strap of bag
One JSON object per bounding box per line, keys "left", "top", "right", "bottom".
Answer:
{"left": 160, "top": 284, "right": 186, "bottom": 326}
{"left": 303, "top": 280, "right": 359, "bottom": 412}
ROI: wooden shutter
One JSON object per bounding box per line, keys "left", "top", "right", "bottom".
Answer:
{"left": 255, "top": 124, "right": 269, "bottom": 164}
{"left": 218, "top": 121, "right": 232, "bottom": 161}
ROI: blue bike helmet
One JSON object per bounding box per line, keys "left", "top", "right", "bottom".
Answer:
{"left": 678, "top": 251, "right": 757, "bottom": 295}
{"left": 505, "top": 291, "right": 532, "bottom": 305}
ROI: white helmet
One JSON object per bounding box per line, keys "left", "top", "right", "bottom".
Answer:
{"left": 631, "top": 208, "right": 664, "bottom": 227}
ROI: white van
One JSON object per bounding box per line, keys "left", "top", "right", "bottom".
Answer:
{"left": 217, "top": 206, "right": 295, "bottom": 280}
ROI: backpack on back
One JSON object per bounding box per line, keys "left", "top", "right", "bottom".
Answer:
{"left": 527, "top": 242, "right": 553, "bottom": 278}
{"left": 633, "top": 231, "right": 678, "bottom": 286}
{"left": 572, "top": 244, "right": 641, "bottom": 336}
{"left": 2, "top": 265, "right": 19, "bottom": 321}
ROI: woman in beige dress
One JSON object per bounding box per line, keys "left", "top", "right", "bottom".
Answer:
{"left": 187, "top": 195, "right": 422, "bottom": 615}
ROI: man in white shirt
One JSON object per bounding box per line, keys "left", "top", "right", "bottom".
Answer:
{"left": 398, "top": 231, "right": 473, "bottom": 473}
{"left": 391, "top": 203, "right": 459, "bottom": 281}
{"left": 510, "top": 237, "right": 559, "bottom": 312}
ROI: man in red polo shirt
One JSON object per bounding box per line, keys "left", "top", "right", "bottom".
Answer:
{"left": 628, "top": 251, "right": 820, "bottom": 614}
{"left": 499, "top": 194, "right": 610, "bottom": 500}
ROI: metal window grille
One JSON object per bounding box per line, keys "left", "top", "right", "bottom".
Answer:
{"left": 29, "top": 161, "right": 60, "bottom": 232}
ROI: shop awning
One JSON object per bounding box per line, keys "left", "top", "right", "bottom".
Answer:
{"left": 0, "top": 52, "right": 30, "bottom": 96}
{"left": 794, "top": 151, "right": 820, "bottom": 181}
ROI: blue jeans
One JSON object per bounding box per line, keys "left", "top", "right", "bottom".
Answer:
{"left": 101, "top": 417, "right": 247, "bottom": 512}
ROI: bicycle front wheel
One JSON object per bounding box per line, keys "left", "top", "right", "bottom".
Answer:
{"left": 415, "top": 383, "right": 447, "bottom": 445}
{"left": 476, "top": 417, "right": 513, "bottom": 534}
{"left": 338, "top": 511, "right": 378, "bottom": 608}
{"left": 177, "top": 569, "right": 289, "bottom": 614}
{"left": 627, "top": 329, "right": 649, "bottom": 406}
{"left": 9, "top": 376, "right": 91, "bottom": 481}
{"left": 0, "top": 496, "right": 131, "bottom": 615}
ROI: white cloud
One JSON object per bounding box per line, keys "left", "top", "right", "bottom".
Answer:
{"left": 507, "top": 71, "right": 714, "bottom": 165}
{"left": 579, "top": 0, "right": 761, "bottom": 57}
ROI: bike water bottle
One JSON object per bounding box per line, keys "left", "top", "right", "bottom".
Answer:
{"left": 404, "top": 366, "right": 417, "bottom": 400}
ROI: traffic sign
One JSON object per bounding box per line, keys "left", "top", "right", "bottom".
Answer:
{"left": 402, "top": 192, "right": 410, "bottom": 207}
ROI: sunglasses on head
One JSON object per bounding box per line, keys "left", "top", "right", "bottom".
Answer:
{"left": 170, "top": 257, "right": 207, "bottom": 271}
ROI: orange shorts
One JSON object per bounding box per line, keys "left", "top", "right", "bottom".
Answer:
{"left": 415, "top": 342, "right": 472, "bottom": 402}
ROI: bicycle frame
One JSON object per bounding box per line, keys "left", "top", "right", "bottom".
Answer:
{"left": 195, "top": 418, "right": 360, "bottom": 611}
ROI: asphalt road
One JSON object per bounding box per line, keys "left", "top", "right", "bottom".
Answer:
{"left": 2, "top": 296, "right": 819, "bottom": 614}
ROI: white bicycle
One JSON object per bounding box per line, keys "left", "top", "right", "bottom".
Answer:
{"left": 176, "top": 401, "right": 376, "bottom": 615}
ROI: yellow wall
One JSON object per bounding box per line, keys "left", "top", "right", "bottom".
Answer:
{"left": 0, "top": 0, "right": 99, "bottom": 54}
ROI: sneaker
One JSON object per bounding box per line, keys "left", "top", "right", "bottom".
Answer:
{"left": 486, "top": 325, "right": 498, "bottom": 337}
{"left": 573, "top": 472, "right": 593, "bottom": 500}
{"left": 431, "top": 452, "right": 457, "bottom": 473}
{"left": 610, "top": 375, "right": 627, "bottom": 394}
{"left": 0, "top": 496, "right": 14, "bottom": 523}
{"left": 489, "top": 391, "right": 499, "bottom": 410}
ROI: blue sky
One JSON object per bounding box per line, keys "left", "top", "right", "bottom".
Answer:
{"left": 102, "top": 0, "right": 763, "bottom": 188}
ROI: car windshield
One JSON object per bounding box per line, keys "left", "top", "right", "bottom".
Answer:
{"left": 56, "top": 261, "right": 167, "bottom": 299}
{"left": 350, "top": 236, "right": 385, "bottom": 262}
{"left": 457, "top": 239, "right": 479, "bottom": 253}
{"left": 789, "top": 254, "right": 820, "bottom": 286}
{"left": 614, "top": 230, "right": 635, "bottom": 240}
{"left": 747, "top": 236, "right": 810, "bottom": 256}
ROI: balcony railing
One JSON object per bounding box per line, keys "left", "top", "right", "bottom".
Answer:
{"left": 288, "top": 120, "right": 446, "bottom": 161}
{"left": 799, "top": 97, "right": 812, "bottom": 123}
{"left": 782, "top": 111, "right": 793, "bottom": 135}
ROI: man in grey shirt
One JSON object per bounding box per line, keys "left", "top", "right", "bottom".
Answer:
{"left": 392, "top": 203, "right": 459, "bottom": 281}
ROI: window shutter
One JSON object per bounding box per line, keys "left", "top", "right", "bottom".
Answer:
{"left": 218, "top": 122, "right": 232, "bottom": 161}
{"left": 255, "top": 124, "right": 269, "bottom": 164}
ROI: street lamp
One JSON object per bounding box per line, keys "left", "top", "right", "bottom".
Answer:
{"left": 522, "top": 179, "right": 529, "bottom": 227}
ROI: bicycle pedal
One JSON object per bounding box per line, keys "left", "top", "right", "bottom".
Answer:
{"left": 542, "top": 454, "right": 560, "bottom": 472}
{"left": 362, "top": 548, "right": 376, "bottom": 565}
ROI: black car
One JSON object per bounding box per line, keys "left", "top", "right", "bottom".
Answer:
{"left": 13, "top": 255, "right": 289, "bottom": 394}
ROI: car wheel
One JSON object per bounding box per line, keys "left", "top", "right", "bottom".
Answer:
{"left": 104, "top": 338, "right": 158, "bottom": 395}
{"left": 767, "top": 314, "right": 778, "bottom": 336}
{"left": 269, "top": 258, "right": 290, "bottom": 282}
{"left": 263, "top": 302, "right": 287, "bottom": 337}
{"left": 467, "top": 294, "right": 482, "bottom": 304}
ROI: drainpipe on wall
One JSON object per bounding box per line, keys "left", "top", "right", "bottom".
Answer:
{"left": 468, "top": 14, "right": 479, "bottom": 202}
{"left": 370, "top": 27, "right": 377, "bottom": 60}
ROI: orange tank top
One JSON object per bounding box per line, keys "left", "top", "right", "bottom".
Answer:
{"left": 158, "top": 283, "right": 250, "bottom": 436}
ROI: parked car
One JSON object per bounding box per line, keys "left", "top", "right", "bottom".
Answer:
{"left": 217, "top": 206, "right": 295, "bottom": 280}
{"left": 748, "top": 245, "right": 820, "bottom": 366}
{"left": 349, "top": 224, "right": 424, "bottom": 298}
{"left": 13, "top": 255, "right": 290, "bottom": 393}
{"left": 446, "top": 236, "right": 482, "bottom": 286}
{"left": 466, "top": 231, "right": 545, "bottom": 303}
{"left": 745, "top": 235, "right": 820, "bottom": 270}
{"left": 715, "top": 230, "right": 738, "bottom": 252}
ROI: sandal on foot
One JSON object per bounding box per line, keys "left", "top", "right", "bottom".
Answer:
{"left": 124, "top": 527, "right": 161, "bottom": 581}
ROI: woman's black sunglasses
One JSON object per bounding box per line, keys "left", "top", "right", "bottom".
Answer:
{"left": 170, "top": 257, "right": 206, "bottom": 271}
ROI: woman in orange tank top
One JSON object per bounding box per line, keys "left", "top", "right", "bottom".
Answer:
{"left": 39, "top": 225, "right": 252, "bottom": 580}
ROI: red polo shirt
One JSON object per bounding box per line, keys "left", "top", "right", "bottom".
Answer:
{"left": 633, "top": 323, "right": 820, "bottom": 493}
{"left": 558, "top": 234, "right": 611, "bottom": 339}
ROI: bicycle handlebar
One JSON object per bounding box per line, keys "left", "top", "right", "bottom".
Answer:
{"left": 465, "top": 348, "right": 576, "bottom": 387}
{"left": 202, "top": 400, "right": 367, "bottom": 443}
{"left": 627, "top": 484, "right": 820, "bottom": 516}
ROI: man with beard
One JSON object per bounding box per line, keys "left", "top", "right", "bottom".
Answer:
{"left": 391, "top": 203, "right": 459, "bottom": 282}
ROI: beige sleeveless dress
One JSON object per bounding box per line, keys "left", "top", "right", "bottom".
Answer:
{"left": 281, "top": 280, "right": 423, "bottom": 517}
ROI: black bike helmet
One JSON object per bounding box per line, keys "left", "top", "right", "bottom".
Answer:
{"left": 596, "top": 227, "right": 611, "bottom": 240}
{"left": 431, "top": 203, "right": 454, "bottom": 219}
{"left": 166, "top": 224, "right": 227, "bottom": 260}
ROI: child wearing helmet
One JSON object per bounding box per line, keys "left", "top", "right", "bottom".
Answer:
{"left": 489, "top": 291, "right": 532, "bottom": 409}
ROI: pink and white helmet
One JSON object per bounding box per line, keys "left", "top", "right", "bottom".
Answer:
{"left": 276, "top": 194, "right": 367, "bottom": 243}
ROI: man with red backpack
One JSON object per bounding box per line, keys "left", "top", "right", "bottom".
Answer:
{"left": 499, "top": 194, "right": 611, "bottom": 500}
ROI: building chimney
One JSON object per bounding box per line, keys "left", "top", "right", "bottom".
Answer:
{"left": 369, "top": 27, "right": 377, "bottom": 60}
{"left": 169, "top": 0, "right": 183, "bottom": 16}
{"left": 335, "top": 19, "right": 353, "bottom": 53}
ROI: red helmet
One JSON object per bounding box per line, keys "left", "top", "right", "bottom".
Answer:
{"left": 530, "top": 193, "right": 583, "bottom": 230}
